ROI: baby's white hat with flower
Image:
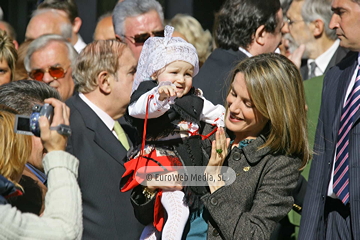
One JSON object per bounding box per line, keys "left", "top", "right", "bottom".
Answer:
{"left": 132, "top": 25, "right": 199, "bottom": 93}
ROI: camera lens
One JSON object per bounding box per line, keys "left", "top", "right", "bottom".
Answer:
{"left": 30, "top": 111, "right": 41, "bottom": 137}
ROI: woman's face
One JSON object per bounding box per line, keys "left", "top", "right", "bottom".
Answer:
{"left": 0, "top": 59, "right": 11, "bottom": 85}
{"left": 226, "top": 72, "right": 268, "bottom": 141}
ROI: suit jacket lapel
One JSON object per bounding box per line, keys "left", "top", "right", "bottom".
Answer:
{"left": 73, "top": 94, "right": 127, "bottom": 165}
{"left": 93, "top": 127, "right": 127, "bottom": 165}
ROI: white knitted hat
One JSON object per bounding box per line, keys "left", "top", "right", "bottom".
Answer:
{"left": 132, "top": 25, "right": 199, "bottom": 93}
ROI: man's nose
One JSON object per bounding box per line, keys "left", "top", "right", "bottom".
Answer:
{"left": 329, "top": 14, "right": 339, "bottom": 30}
{"left": 42, "top": 72, "right": 54, "bottom": 83}
{"left": 281, "top": 21, "right": 290, "bottom": 34}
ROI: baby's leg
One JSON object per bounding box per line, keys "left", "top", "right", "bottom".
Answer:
{"left": 161, "top": 190, "right": 190, "bottom": 240}
{"left": 140, "top": 224, "right": 160, "bottom": 240}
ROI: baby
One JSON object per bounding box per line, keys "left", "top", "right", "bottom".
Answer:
{"left": 121, "top": 26, "right": 225, "bottom": 240}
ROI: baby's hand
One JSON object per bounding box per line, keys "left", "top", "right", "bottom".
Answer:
{"left": 158, "top": 85, "right": 177, "bottom": 101}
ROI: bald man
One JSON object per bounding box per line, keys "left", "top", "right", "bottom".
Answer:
{"left": 93, "top": 14, "right": 115, "bottom": 41}
{"left": 25, "top": 9, "right": 72, "bottom": 41}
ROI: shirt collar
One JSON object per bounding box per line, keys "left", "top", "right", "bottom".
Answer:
{"left": 79, "top": 93, "right": 115, "bottom": 131}
{"left": 74, "top": 34, "right": 87, "bottom": 53}
{"left": 238, "top": 47, "right": 253, "bottom": 57}
{"left": 310, "top": 39, "right": 340, "bottom": 74}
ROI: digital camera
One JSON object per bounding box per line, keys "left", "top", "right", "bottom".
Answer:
{"left": 14, "top": 103, "right": 54, "bottom": 137}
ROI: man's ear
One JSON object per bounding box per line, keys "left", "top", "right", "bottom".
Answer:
{"left": 254, "top": 25, "right": 266, "bottom": 46}
{"left": 97, "top": 71, "right": 112, "bottom": 94}
{"left": 312, "top": 19, "right": 324, "bottom": 38}
{"left": 72, "top": 17, "right": 82, "bottom": 34}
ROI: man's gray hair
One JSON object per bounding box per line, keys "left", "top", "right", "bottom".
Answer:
{"left": 0, "top": 80, "right": 60, "bottom": 115}
{"left": 31, "top": 8, "right": 72, "bottom": 40}
{"left": 301, "top": 0, "right": 337, "bottom": 40}
{"left": 24, "top": 34, "right": 78, "bottom": 72}
{"left": 113, "top": 0, "right": 164, "bottom": 37}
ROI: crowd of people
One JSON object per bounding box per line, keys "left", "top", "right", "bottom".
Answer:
{"left": 0, "top": 0, "right": 358, "bottom": 239}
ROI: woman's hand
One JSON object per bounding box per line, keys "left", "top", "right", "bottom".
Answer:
{"left": 39, "top": 98, "right": 70, "bottom": 152}
{"left": 205, "top": 127, "right": 230, "bottom": 193}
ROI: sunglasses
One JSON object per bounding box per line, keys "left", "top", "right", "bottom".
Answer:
{"left": 123, "top": 30, "right": 165, "bottom": 44}
{"left": 29, "top": 66, "right": 68, "bottom": 81}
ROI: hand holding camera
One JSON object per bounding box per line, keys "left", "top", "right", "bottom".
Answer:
{"left": 39, "top": 98, "right": 71, "bottom": 152}
{"left": 14, "top": 98, "right": 71, "bottom": 152}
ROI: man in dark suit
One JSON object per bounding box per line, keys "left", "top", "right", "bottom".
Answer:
{"left": 66, "top": 40, "right": 143, "bottom": 239}
{"left": 283, "top": 0, "right": 348, "bottom": 80}
{"left": 194, "top": 0, "right": 284, "bottom": 105}
{"left": 299, "top": 0, "right": 360, "bottom": 238}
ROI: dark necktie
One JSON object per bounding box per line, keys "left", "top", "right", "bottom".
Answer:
{"left": 333, "top": 64, "right": 360, "bottom": 205}
{"left": 309, "top": 61, "right": 317, "bottom": 79}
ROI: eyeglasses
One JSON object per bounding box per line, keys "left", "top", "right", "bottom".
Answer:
{"left": 122, "top": 30, "right": 165, "bottom": 44}
{"left": 286, "top": 17, "right": 305, "bottom": 26}
{"left": 29, "top": 66, "right": 68, "bottom": 81}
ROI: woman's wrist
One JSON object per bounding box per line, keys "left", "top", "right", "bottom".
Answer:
{"left": 209, "top": 182, "right": 225, "bottom": 194}
{"left": 206, "top": 173, "right": 225, "bottom": 193}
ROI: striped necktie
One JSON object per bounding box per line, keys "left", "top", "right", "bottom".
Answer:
{"left": 114, "top": 121, "right": 130, "bottom": 150}
{"left": 333, "top": 64, "right": 360, "bottom": 205}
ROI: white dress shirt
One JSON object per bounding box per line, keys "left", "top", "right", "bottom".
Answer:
{"left": 307, "top": 39, "right": 340, "bottom": 78}
{"left": 238, "top": 47, "right": 253, "bottom": 57}
{"left": 74, "top": 35, "right": 87, "bottom": 53}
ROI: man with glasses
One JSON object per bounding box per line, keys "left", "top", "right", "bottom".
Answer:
{"left": 24, "top": 34, "right": 78, "bottom": 101}
{"left": 282, "top": 0, "right": 348, "bottom": 80}
{"left": 113, "top": 0, "right": 164, "bottom": 60}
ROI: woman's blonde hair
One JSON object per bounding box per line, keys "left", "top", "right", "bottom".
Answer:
{"left": 0, "top": 30, "right": 18, "bottom": 82}
{"left": 169, "top": 14, "right": 212, "bottom": 66}
{"left": 0, "top": 108, "right": 32, "bottom": 184}
{"left": 228, "top": 53, "right": 311, "bottom": 168}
